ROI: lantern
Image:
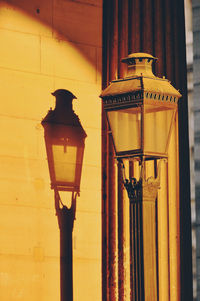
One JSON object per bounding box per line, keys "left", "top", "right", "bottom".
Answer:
{"left": 100, "top": 53, "right": 181, "bottom": 160}
{"left": 42, "top": 89, "right": 86, "bottom": 192}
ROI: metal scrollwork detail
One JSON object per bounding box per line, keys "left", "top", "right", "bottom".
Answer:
{"left": 121, "top": 158, "right": 165, "bottom": 204}
{"left": 124, "top": 177, "right": 142, "bottom": 203}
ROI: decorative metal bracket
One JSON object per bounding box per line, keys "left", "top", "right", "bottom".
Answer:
{"left": 54, "top": 189, "right": 79, "bottom": 230}
{"left": 124, "top": 177, "right": 142, "bottom": 203}
{"left": 119, "top": 158, "right": 165, "bottom": 203}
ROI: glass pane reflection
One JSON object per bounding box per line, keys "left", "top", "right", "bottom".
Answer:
{"left": 143, "top": 105, "right": 175, "bottom": 154}
{"left": 107, "top": 107, "right": 141, "bottom": 153}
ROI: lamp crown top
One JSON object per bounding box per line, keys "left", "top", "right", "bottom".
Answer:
{"left": 52, "top": 89, "right": 77, "bottom": 114}
{"left": 52, "top": 89, "right": 77, "bottom": 100}
{"left": 121, "top": 52, "right": 157, "bottom": 77}
{"left": 122, "top": 52, "right": 157, "bottom": 61}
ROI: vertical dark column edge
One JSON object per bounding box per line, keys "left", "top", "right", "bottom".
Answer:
{"left": 155, "top": 160, "right": 159, "bottom": 301}
{"left": 118, "top": 162, "right": 125, "bottom": 301}
{"left": 102, "top": 108, "right": 108, "bottom": 301}
{"left": 129, "top": 161, "right": 134, "bottom": 301}
{"left": 177, "top": 1, "right": 193, "bottom": 300}
{"left": 139, "top": 0, "right": 144, "bottom": 51}
{"left": 102, "top": 2, "right": 109, "bottom": 301}
{"left": 102, "top": 2, "right": 118, "bottom": 300}
{"left": 128, "top": 0, "right": 132, "bottom": 54}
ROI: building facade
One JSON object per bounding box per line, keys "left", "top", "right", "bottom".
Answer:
{"left": 0, "top": 1, "right": 193, "bottom": 301}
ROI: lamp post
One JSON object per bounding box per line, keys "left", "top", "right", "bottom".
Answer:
{"left": 100, "top": 53, "right": 181, "bottom": 301}
{"left": 42, "top": 89, "right": 86, "bottom": 301}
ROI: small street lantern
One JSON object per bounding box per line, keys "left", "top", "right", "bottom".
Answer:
{"left": 100, "top": 53, "right": 182, "bottom": 301}
{"left": 42, "top": 89, "right": 86, "bottom": 193}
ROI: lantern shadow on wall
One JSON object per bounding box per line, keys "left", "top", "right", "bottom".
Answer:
{"left": 42, "top": 89, "right": 87, "bottom": 301}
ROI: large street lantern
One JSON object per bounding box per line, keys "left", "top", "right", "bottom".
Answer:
{"left": 42, "top": 89, "right": 86, "bottom": 193}
{"left": 100, "top": 53, "right": 181, "bottom": 160}
{"left": 100, "top": 53, "right": 182, "bottom": 301}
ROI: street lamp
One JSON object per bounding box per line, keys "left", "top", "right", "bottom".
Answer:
{"left": 100, "top": 53, "right": 181, "bottom": 300}
{"left": 42, "top": 89, "right": 86, "bottom": 193}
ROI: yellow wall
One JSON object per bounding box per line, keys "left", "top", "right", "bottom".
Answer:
{"left": 0, "top": 0, "right": 102, "bottom": 300}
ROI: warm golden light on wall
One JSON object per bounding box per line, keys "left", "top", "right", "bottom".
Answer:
{"left": 0, "top": 1, "right": 102, "bottom": 301}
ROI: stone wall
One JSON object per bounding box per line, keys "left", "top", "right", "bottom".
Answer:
{"left": 0, "top": 1, "right": 102, "bottom": 300}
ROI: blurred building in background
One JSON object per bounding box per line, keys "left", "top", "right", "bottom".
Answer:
{"left": 185, "top": 0, "right": 200, "bottom": 300}
{"left": 185, "top": 0, "right": 195, "bottom": 299}
{"left": 191, "top": 0, "right": 200, "bottom": 300}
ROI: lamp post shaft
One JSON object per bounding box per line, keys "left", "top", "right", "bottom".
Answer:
{"left": 123, "top": 160, "right": 160, "bottom": 301}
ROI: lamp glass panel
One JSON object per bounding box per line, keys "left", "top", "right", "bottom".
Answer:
{"left": 107, "top": 107, "right": 141, "bottom": 153}
{"left": 52, "top": 144, "right": 77, "bottom": 183}
{"left": 143, "top": 104, "right": 175, "bottom": 154}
